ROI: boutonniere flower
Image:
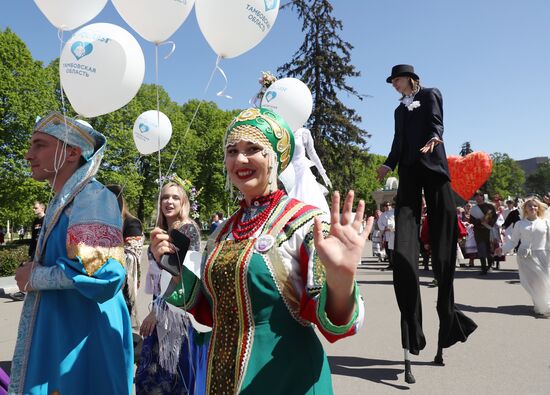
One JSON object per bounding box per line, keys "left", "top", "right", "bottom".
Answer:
{"left": 406, "top": 101, "right": 421, "bottom": 111}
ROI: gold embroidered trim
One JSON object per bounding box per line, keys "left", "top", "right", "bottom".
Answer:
{"left": 204, "top": 239, "right": 255, "bottom": 395}
{"left": 264, "top": 201, "right": 313, "bottom": 326}
{"left": 66, "top": 244, "right": 125, "bottom": 276}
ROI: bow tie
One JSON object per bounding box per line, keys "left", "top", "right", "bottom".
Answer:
{"left": 401, "top": 95, "right": 415, "bottom": 106}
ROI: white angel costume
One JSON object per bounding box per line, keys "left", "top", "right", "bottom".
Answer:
{"left": 501, "top": 217, "right": 550, "bottom": 315}
{"left": 378, "top": 209, "right": 396, "bottom": 250}
{"left": 279, "top": 128, "right": 331, "bottom": 213}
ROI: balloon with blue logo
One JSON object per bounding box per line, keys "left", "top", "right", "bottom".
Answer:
{"left": 33, "top": 0, "right": 108, "bottom": 31}
{"left": 112, "top": 0, "right": 195, "bottom": 44}
{"left": 196, "top": 0, "right": 280, "bottom": 58}
{"left": 133, "top": 110, "right": 173, "bottom": 155}
{"left": 260, "top": 78, "right": 313, "bottom": 131}
{"left": 60, "top": 23, "right": 145, "bottom": 118}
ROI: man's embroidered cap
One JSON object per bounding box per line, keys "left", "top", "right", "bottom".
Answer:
{"left": 34, "top": 111, "right": 104, "bottom": 161}
{"left": 225, "top": 107, "right": 294, "bottom": 173}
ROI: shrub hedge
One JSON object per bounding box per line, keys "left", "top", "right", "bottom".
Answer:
{"left": 0, "top": 245, "right": 28, "bottom": 277}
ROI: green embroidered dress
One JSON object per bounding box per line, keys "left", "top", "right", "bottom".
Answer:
{"left": 165, "top": 196, "right": 364, "bottom": 394}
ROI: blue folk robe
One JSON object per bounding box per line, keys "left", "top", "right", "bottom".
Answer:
{"left": 10, "top": 137, "right": 133, "bottom": 394}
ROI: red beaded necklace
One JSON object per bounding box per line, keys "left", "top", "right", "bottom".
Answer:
{"left": 231, "top": 189, "right": 285, "bottom": 241}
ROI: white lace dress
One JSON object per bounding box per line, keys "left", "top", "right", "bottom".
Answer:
{"left": 502, "top": 218, "right": 550, "bottom": 315}
{"left": 279, "top": 128, "right": 331, "bottom": 213}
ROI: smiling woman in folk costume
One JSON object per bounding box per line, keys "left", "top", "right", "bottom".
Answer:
{"left": 150, "top": 107, "right": 373, "bottom": 394}
{"left": 11, "top": 112, "right": 133, "bottom": 394}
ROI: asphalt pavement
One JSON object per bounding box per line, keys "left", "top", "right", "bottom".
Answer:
{"left": 1, "top": 242, "right": 549, "bottom": 394}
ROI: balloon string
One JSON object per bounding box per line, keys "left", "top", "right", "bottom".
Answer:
{"left": 47, "top": 27, "right": 71, "bottom": 203}
{"left": 215, "top": 56, "right": 232, "bottom": 99}
{"left": 155, "top": 44, "right": 161, "bottom": 125}
{"left": 153, "top": 41, "right": 177, "bottom": 226}
{"left": 154, "top": 45, "right": 163, "bottom": 225}
{"left": 164, "top": 55, "right": 221, "bottom": 177}
{"left": 154, "top": 42, "right": 176, "bottom": 125}
{"left": 155, "top": 138, "right": 163, "bottom": 226}
{"left": 159, "top": 40, "right": 176, "bottom": 59}
{"left": 57, "top": 27, "right": 68, "bottom": 115}
{"left": 154, "top": 53, "right": 163, "bottom": 223}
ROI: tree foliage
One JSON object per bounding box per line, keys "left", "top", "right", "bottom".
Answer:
{"left": 89, "top": 91, "right": 238, "bottom": 228}
{"left": 0, "top": 28, "right": 59, "bottom": 228}
{"left": 459, "top": 141, "right": 473, "bottom": 157}
{"left": 0, "top": 28, "right": 239, "bottom": 231}
{"left": 352, "top": 152, "right": 397, "bottom": 213}
{"left": 524, "top": 159, "right": 550, "bottom": 197}
{"left": 483, "top": 152, "right": 525, "bottom": 199}
{"left": 278, "top": 0, "right": 370, "bottom": 192}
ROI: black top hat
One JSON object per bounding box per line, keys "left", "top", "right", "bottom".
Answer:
{"left": 386, "top": 64, "right": 420, "bottom": 83}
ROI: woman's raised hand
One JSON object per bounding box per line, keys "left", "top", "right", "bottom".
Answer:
{"left": 313, "top": 191, "right": 374, "bottom": 324}
{"left": 150, "top": 227, "right": 174, "bottom": 262}
{"left": 314, "top": 191, "right": 374, "bottom": 282}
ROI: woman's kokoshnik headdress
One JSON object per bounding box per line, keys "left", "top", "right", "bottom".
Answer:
{"left": 224, "top": 107, "right": 295, "bottom": 194}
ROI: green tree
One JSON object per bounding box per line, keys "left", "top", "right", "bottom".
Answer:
{"left": 483, "top": 152, "right": 525, "bottom": 199}
{"left": 459, "top": 141, "right": 473, "bottom": 157}
{"left": 278, "top": 0, "right": 370, "bottom": 192}
{"left": 92, "top": 87, "right": 238, "bottom": 227}
{"left": 0, "top": 28, "right": 59, "bottom": 230}
{"left": 0, "top": 29, "right": 240, "bottom": 231}
{"left": 353, "top": 152, "right": 397, "bottom": 213}
{"left": 524, "top": 159, "right": 550, "bottom": 196}
{"left": 175, "top": 101, "right": 239, "bottom": 224}
{"left": 92, "top": 84, "right": 178, "bottom": 225}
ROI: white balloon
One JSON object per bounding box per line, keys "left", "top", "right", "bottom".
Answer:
{"left": 60, "top": 23, "right": 145, "bottom": 118}
{"left": 75, "top": 119, "right": 93, "bottom": 129}
{"left": 195, "top": 0, "right": 280, "bottom": 58}
{"left": 112, "top": 0, "right": 195, "bottom": 44}
{"left": 133, "top": 110, "right": 173, "bottom": 155}
{"left": 261, "top": 78, "right": 313, "bottom": 131}
{"left": 34, "top": 0, "right": 108, "bottom": 31}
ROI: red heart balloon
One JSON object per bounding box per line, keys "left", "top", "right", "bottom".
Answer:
{"left": 447, "top": 151, "right": 493, "bottom": 201}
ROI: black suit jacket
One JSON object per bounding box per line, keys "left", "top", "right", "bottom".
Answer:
{"left": 384, "top": 87, "right": 450, "bottom": 179}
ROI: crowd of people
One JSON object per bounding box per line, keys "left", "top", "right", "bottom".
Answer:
{"left": 4, "top": 63, "right": 549, "bottom": 393}
{"left": 7, "top": 106, "right": 373, "bottom": 394}
{"left": 371, "top": 190, "right": 550, "bottom": 318}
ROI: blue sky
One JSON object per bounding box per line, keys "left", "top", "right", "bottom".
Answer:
{"left": 2, "top": 1, "right": 549, "bottom": 160}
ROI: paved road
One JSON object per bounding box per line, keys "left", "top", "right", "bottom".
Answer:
{"left": 1, "top": 243, "right": 549, "bottom": 394}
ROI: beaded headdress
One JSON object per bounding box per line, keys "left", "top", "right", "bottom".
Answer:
{"left": 224, "top": 107, "right": 295, "bottom": 194}
{"left": 225, "top": 107, "right": 294, "bottom": 173}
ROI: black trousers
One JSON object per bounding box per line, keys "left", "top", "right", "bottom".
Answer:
{"left": 392, "top": 163, "right": 477, "bottom": 354}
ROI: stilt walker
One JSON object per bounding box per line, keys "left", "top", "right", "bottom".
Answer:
{"left": 377, "top": 65, "right": 477, "bottom": 384}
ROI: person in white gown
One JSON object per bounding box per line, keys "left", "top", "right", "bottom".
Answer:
{"left": 378, "top": 202, "right": 396, "bottom": 270}
{"left": 497, "top": 197, "right": 550, "bottom": 317}
{"left": 279, "top": 127, "right": 332, "bottom": 213}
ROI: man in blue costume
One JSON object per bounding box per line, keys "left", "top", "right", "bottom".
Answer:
{"left": 10, "top": 112, "right": 133, "bottom": 394}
